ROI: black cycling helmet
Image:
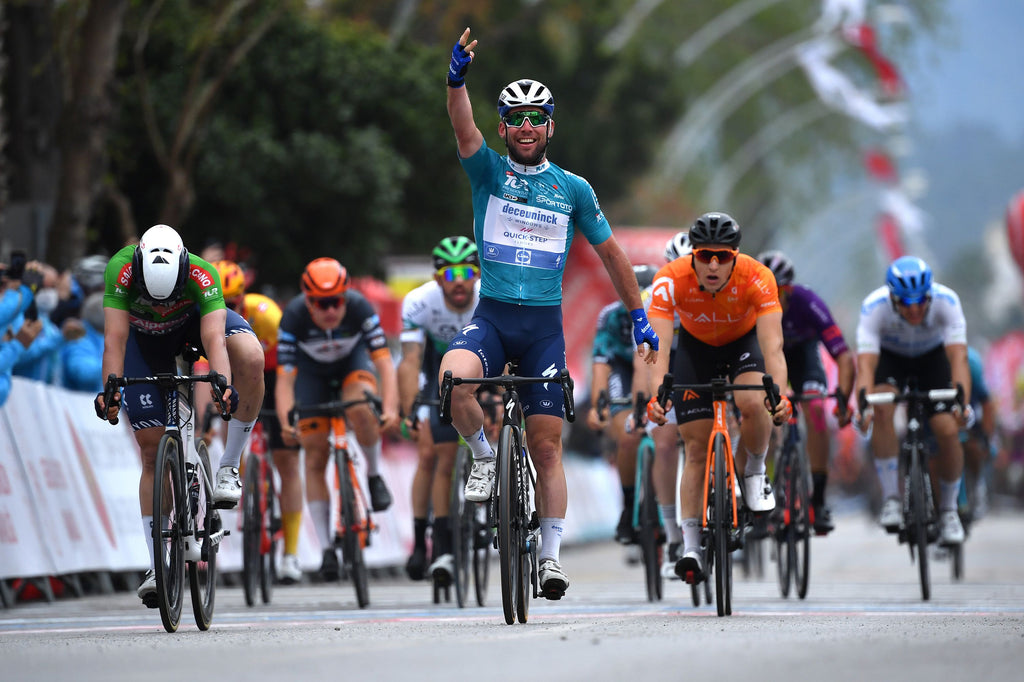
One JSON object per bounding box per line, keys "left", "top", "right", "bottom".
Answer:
{"left": 757, "top": 250, "right": 794, "bottom": 287}
{"left": 432, "top": 235, "right": 479, "bottom": 271}
{"left": 632, "top": 264, "right": 658, "bottom": 289}
{"left": 688, "top": 212, "right": 741, "bottom": 248}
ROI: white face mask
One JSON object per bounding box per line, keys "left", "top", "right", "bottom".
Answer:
{"left": 35, "top": 287, "right": 59, "bottom": 315}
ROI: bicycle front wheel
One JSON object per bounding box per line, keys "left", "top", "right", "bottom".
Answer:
{"left": 908, "top": 446, "right": 931, "bottom": 601}
{"left": 791, "top": 451, "right": 812, "bottom": 600}
{"left": 497, "top": 424, "right": 519, "bottom": 625}
{"left": 189, "top": 440, "right": 217, "bottom": 630}
{"left": 241, "top": 452, "right": 261, "bottom": 607}
{"left": 774, "top": 453, "right": 793, "bottom": 598}
{"left": 153, "top": 434, "right": 185, "bottom": 633}
{"left": 637, "top": 438, "right": 662, "bottom": 602}
{"left": 711, "top": 433, "right": 732, "bottom": 617}
{"left": 337, "top": 450, "right": 370, "bottom": 608}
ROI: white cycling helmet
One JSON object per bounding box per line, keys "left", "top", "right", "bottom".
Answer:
{"left": 497, "top": 79, "right": 555, "bottom": 118}
{"left": 664, "top": 230, "right": 692, "bottom": 262}
{"left": 132, "top": 224, "right": 189, "bottom": 301}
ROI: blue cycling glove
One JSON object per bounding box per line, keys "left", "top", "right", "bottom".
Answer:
{"left": 630, "top": 308, "right": 659, "bottom": 351}
{"left": 447, "top": 40, "right": 472, "bottom": 87}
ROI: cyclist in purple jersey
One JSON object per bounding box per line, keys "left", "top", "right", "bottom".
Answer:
{"left": 759, "top": 251, "right": 854, "bottom": 535}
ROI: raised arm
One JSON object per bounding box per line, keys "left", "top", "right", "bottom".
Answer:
{"left": 446, "top": 28, "right": 484, "bottom": 159}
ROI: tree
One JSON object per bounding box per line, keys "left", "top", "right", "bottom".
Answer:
{"left": 45, "top": 0, "right": 127, "bottom": 268}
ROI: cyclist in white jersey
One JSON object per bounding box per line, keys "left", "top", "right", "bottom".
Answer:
{"left": 398, "top": 236, "right": 481, "bottom": 584}
{"left": 444, "top": 27, "right": 659, "bottom": 599}
{"left": 854, "top": 256, "right": 971, "bottom": 545}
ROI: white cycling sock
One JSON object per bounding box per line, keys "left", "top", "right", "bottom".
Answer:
{"left": 682, "top": 517, "right": 701, "bottom": 555}
{"left": 538, "top": 517, "right": 565, "bottom": 562}
{"left": 220, "top": 418, "right": 256, "bottom": 469}
{"left": 939, "top": 478, "right": 961, "bottom": 512}
{"left": 659, "top": 504, "right": 682, "bottom": 544}
{"left": 464, "top": 426, "right": 494, "bottom": 460}
{"left": 363, "top": 438, "right": 382, "bottom": 477}
{"left": 142, "top": 516, "right": 155, "bottom": 567}
{"left": 875, "top": 458, "right": 899, "bottom": 499}
{"left": 308, "top": 499, "right": 331, "bottom": 549}
{"left": 744, "top": 448, "right": 768, "bottom": 476}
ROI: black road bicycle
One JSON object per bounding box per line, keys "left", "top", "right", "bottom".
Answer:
{"left": 102, "top": 360, "right": 230, "bottom": 633}
{"left": 860, "top": 379, "right": 962, "bottom": 601}
{"left": 439, "top": 363, "right": 575, "bottom": 625}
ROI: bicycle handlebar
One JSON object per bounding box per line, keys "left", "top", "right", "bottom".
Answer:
{"left": 103, "top": 371, "right": 228, "bottom": 426}
{"left": 438, "top": 368, "right": 575, "bottom": 424}
{"left": 656, "top": 373, "right": 782, "bottom": 412}
{"left": 859, "top": 385, "right": 962, "bottom": 412}
{"left": 289, "top": 390, "right": 383, "bottom": 427}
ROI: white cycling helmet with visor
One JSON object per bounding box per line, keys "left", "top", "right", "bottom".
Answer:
{"left": 132, "top": 224, "right": 189, "bottom": 301}
{"left": 497, "top": 79, "right": 555, "bottom": 119}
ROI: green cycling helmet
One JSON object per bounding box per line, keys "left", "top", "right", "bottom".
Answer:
{"left": 432, "top": 235, "right": 479, "bottom": 270}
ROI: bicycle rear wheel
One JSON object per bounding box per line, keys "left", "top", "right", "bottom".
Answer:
{"left": 497, "top": 424, "right": 518, "bottom": 624}
{"left": 189, "top": 440, "right": 217, "bottom": 630}
{"left": 514, "top": 442, "right": 531, "bottom": 624}
{"left": 337, "top": 450, "right": 370, "bottom": 608}
{"left": 241, "top": 452, "right": 261, "bottom": 607}
{"left": 711, "top": 433, "right": 732, "bottom": 617}
{"left": 473, "top": 498, "right": 491, "bottom": 607}
{"left": 451, "top": 445, "right": 473, "bottom": 608}
{"left": 260, "top": 461, "right": 277, "bottom": 605}
{"left": 153, "top": 434, "right": 185, "bottom": 633}
{"left": 908, "top": 447, "right": 931, "bottom": 601}
{"left": 637, "top": 439, "right": 663, "bottom": 602}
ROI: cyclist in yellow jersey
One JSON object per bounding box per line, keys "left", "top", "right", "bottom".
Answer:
{"left": 212, "top": 260, "right": 304, "bottom": 584}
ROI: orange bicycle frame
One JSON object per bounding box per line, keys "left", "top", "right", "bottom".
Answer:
{"left": 330, "top": 413, "right": 372, "bottom": 548}
{"left": 701, "top": 397, "right": 738, "bottom": 530}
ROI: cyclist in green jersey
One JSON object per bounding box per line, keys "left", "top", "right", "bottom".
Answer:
{"left": 95, "top": 224, "right": 265, "bottom": 606}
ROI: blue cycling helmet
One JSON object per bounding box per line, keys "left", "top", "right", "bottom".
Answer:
{"left": 886, "top": 256, "right": 932, "bottom": 305}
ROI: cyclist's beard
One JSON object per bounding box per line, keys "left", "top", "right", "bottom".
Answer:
{"left": 505, "top": 135, "right": 549, "bottom": 166}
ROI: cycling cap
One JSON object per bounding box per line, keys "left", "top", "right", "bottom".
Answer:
{"left": 886, "top": 255, "right": 932, "bottom": 305}
{"left": 497, "top": 79, "right": 555, "bottom": 118}
{"left": 432, "top": 236, "right": 479, "bottom": 270}
{"left": 213, "top": 260, "right": 246, "bottom": 299}
{"left": 72, "top": 254, "right": 109, "bottom": 293}
{"left": 301, "top": 257, "right": 349, "bottom": 297}
{"left": 757, "top": 250, "right": 795, "bottom": 287}
{"left": 132, "top": 224, "right": 189, "bottom": 301}
{"left": 633, "top": 264, "right": 658, "bottom": 289}
{"left": 664, "top": 231, "right": 692, "bottom": 262}
{"left": 688, "top": 212, "right": 741, "bottom": 248}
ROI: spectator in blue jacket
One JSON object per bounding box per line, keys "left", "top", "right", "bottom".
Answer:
{"left": 1, "top": 274, "right": 42, "bottom": 406}
{"left": 60, "top": 293, "right": 105, "bottom": 393}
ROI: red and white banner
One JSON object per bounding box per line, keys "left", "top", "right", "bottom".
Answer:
{"left": 1, "top": 379, "right": 622, "bottom": 583}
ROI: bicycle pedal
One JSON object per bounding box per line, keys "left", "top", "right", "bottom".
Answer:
{"left": 141, "top": 593, "right": 159, "bottom": 609}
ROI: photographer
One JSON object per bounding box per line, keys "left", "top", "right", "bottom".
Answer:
{"left": 1, "top": 252, "right": 43, "bottom": 406}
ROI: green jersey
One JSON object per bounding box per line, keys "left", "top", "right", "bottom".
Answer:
{"left": 103, "top": 244, "right": 225, "bottom": 335}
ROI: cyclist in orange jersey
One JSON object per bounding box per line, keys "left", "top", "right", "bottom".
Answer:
{"left": 645, "top": 212, "right": 791, "bottom": 583}
{"left": 212, "top": 260, "right": 304, "bottom": 584}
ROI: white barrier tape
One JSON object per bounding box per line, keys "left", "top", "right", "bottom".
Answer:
{"left": 0, "top": 378, "right": 624, "bottom": 581}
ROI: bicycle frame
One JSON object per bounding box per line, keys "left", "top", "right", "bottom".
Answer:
{"left": 861, "top": 379, "right": 962, "bottom": 601}
{"left": 103, "top": 367, "right": 230, "bottom": 632}
{"left": 438, "top": 364, "right": 575, "bottom": 624}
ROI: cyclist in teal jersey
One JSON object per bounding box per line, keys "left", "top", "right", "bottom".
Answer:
{"left": 95, "top": 224, "right": 265, "bottom": 606}
{"left": 444, "top": 27, "right": 659, "bottom": 599}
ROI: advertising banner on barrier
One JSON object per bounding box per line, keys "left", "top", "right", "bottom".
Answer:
{"left": 0, "top": 405, "right": 55, "bottom": 579}
{"left": 58, "top": 385, "right": 150, "bottom": 572}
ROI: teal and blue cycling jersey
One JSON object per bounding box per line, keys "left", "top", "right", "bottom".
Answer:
{"left": 460, "top": 144, "right": 613, "bottom": 305}
{"left": 592, "top": 300, "right": 635, "bottom": 365}
{"left": 968, "top": 346, "right": 989, "bottom": 409}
